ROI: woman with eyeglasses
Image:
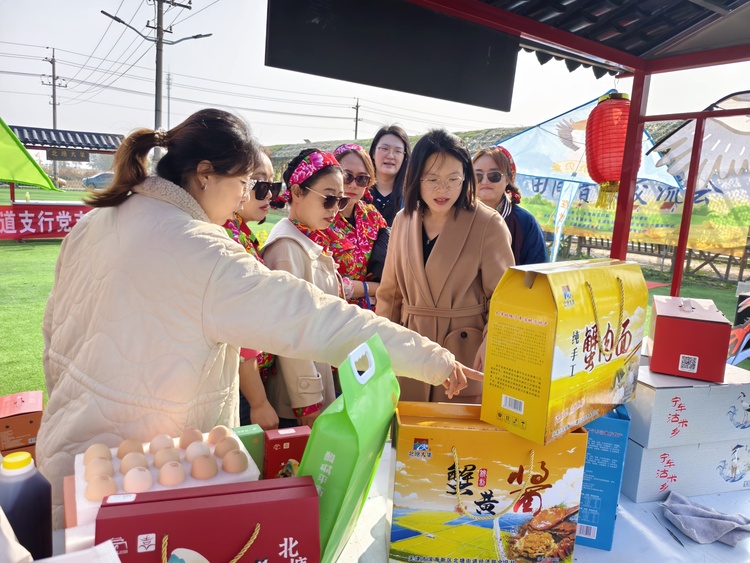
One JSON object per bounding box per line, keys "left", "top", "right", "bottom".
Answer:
{"left": 37, "top": 113, "right": 481, "bottom": 528}
{"left": 377, "top": 129, "right": 515, "bottom": 403}
{"left": 368, "top": 125, "right": 411, "bottom": 226}
{"left": 324, "top": 144, "right": 389, "bottom": 310}
{"left": 473, "top": 146, "right": 547, "bottom": 265}
{"left": 223, "top": 148, "right": 282, "bottom": 430}
{"left": 262, "top": 148, "right": 356, "bottom": 427}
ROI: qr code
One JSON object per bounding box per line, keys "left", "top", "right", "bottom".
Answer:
{"left": 679, "top": 354, "right": 699, "bottom": 373}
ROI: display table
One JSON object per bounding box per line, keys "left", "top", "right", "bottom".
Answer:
{"left": 340, "top": 442, "right": 750, "bottom": 563}
{"left": 62, "top": 440, "right": 750, "bottom": 561}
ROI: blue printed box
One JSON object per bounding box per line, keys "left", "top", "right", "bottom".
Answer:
{"left": 575, "top": 405, "right": 630, "bottom": 550}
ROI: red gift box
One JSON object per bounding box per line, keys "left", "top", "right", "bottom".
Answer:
{"left": 264, "top": 426, "right": 311, "bottom": 479}
{"left": 650, "top": 295, "right": 732, "bottom": 382}
{"left": 95, "top": 476, "right": 319, "bottom": 562}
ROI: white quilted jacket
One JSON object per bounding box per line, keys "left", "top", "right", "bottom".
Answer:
{"left": 38, "top": 176, "right": 455, "bottom": 528}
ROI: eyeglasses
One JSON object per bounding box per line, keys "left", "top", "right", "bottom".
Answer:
{"left": 305, "top": 188, "right": 351, "bottom": 210}
{"left": 421, "top": 176, "right": 464, "bottom": 192}
{"left": 476, "top": 172, "right": 504, "bottom": 183}
{"left": 376, "top": 145, "right": 405, "bottom": 157}
{"left": 253, "top": 181, "right": 282, "bottom": 200}
{"left": 343, "top": 172, "right": 371, "bottom": 188}
{"left": 241, "top": 179, "right": 258, "bottom": 199}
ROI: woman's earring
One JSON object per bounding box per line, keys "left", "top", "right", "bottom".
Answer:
{"left": 201, "top": 184, "right": 206, "bottom": 191}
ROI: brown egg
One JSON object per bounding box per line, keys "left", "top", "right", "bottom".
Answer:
{"left": 83, "top": 443, "right": 112, "bottom": 465}
{"left": 123, "top": 466, "right": 154, "bottom": 493}
{"left": 221, "top": 449, "right": 249, "bottom": 474}
{"left": 120, "top": 452, "right": 149, "bottom": 475}
{"left": 190, "top": 454, "right": 218, "bottom": 480}
{"left": 207, "top": 425, "right": 231, "bottom": 445}
{"left": 158, "top": 461, "right": 187, "bottom": 487}
{"left": 179, "top": 428, "right": 204, "bottom": 450}
{"left": 153, "top": 447, "right": 181, "bottom": 469}
{"left": 84, "top": 458, "right": 115, "bottom": 481}
{"left": 213, "top": 436, "right": 240, "bottom": 459}
{"left": 185, "top": 441, "right": 211, "bottom": 462}
{"left": 148, "top": 434, "right": 175, "bottom": 454}
{"left": 117, "top": 438, "right": 144, "bottom": 459}
{"left": 85, "top": 475, "right": 117, "bottom": 501}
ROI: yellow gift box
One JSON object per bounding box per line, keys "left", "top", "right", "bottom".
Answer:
{"left": 481, "top": 258, "right": 648, "bottom": 445}
{"left": 390, "top": 402, "right": 587, "bottom": 563}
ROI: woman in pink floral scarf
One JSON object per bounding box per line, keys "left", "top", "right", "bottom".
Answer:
{"left": 325, "top": 144, "right": 389, "bottom": 310}
{"left": 223, "top": 149, "right": 282, "bottom": 430}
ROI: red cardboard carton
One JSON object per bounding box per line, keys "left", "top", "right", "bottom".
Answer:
{"left": 650, "top": 296, "right": 732, "bottom": 382}
{"left": 264, "top": 426, "right": 311, "bottom": 479}
{"left": 0, "top": 391, "right": 43, "bottom": 450}
{"left": 95, "top": 477, "right": 320, "bottom": 562}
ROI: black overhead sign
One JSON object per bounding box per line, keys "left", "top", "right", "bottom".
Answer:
{"left": 265, "top": 0, "right": 518, "bottom": 112}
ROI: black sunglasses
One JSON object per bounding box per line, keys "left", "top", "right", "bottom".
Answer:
{"left": 253, "top": 181, "right": 282, "bottom": 200}
{"left": 343, "top": 172, "right": 371, "bottom": 188}
{"left": 305, "top": 188, "right": 351, "bottom": 211}
{"left": 476, "top": 171, "right": 504, "bottom": 183}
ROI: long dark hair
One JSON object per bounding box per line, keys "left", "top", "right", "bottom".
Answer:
{"left": 368, "top": 125, "right": 410, "bottom": 223}
{"left": 403, "top": 129, "right": 476, "bottom": 217}
{"left": 86, "top": 109, "right": 262, "bottom": 208}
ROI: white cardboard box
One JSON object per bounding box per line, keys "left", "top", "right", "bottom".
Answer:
{"left": 628, "top": 364, "right": 750, "bottom": 448}
{"left": 622, "top": 437, "right": 750, "bottom": 502}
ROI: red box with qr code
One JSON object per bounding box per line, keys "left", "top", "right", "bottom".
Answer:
{"left": 650, "top": 295, "right": 732, "bottom": 383}
{"left": 264, "top": 426, "right": 311, "bottom": 479}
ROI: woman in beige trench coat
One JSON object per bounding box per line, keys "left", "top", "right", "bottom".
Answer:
{"left": 376, "top": 130, "right": 515, "bottom": 403}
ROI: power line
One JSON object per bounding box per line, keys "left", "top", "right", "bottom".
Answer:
{"left": 66, "top": 0, "right": 126, "bottom": 83}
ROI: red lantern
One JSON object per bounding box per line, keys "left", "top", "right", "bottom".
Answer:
{"left": 585, "top": 93, "right": 639, "bottom": 208}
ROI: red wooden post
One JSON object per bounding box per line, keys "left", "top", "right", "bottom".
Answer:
{"left": 610, "top": 71, "right": 650, "bottom": 260}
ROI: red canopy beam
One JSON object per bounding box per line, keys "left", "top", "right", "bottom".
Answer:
{"left": 670, "top": 117, "right": 706, "bottom": 296}
{"left": 646, "top": 44, "right": 750, "bottom": 74}
{"left": 405, "top": 0, "right": 645, "bottom": 72}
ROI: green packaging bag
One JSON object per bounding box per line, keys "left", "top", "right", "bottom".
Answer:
{"left": 298, "top": 334, "right": 399, "bottom": 563}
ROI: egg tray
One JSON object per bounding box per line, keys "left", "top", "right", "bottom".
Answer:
{"left": 73, "top": 430, "right": 260, "bottom": 526}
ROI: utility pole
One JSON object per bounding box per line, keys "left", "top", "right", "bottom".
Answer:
{"left": 42, "top": 48, "right": 66, "bottom": 187}
{"left": 353, "top": 98, "right": 360, "bottom": 140}
{"left": 167, "top": 71, "right": 172, "bottom": 129}
{"left": 102, "top": 2, "right": 211, "bottom": 157}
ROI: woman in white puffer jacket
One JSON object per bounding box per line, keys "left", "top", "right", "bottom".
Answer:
{"left": 37, "top": 108, "right": 481, "bottom": 528}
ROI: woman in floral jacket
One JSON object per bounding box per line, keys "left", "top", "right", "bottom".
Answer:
{"left": 325, "top": 144, "right": 389, "bottom": 310}
{"left": 224, "top": 149, "right": 282, "bottom": 429}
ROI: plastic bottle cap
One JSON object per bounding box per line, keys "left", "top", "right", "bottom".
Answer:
{"left": 2, "top": 452, "right": 32, "bottom": 471}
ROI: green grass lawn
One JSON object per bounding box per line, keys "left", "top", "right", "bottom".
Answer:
{"left": 1, "top": 185, "right": 87, "bottom": 204}
{"left": 1, "top": 233, "right": 746, "bottom": 401}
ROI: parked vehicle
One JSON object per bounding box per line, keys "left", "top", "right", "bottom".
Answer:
{"left": 82, "top": 172, "right": 114, "bottom": 190}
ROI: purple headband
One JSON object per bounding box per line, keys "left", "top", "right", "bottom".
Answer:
{"left": 289, "top": 151, "right": 339, "bottom": 187}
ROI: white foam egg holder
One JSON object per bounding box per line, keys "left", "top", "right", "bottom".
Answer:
{"left": 73, "top": 430, "right": 260, "bottom": 526}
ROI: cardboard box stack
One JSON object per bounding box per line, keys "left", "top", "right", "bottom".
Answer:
{"left": 623, "top": 363, "right": 750, "bottom": 502}
{"left": 474, "top": 260, "right": 648, "bottom": 553}
{"left": 623, "top": 295, "right": 740, "bottom": 503}
{"left": 0, "top": 391, "right": 43, "bottom": 460}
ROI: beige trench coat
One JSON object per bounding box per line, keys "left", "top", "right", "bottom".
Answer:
{"left": 376, "top": 202, "right": 514, "bottom": 403}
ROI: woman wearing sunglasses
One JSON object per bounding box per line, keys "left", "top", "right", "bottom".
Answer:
{"left": 261, "top": 148, "right": 352, "bottom": 427}
{"left": 473, "top": 146, "right": 547, "bottom": 265}
{"left": 377, "top": 129, "right": 515, "bottom": 403}
{"left": 223, "top": 148, "right": 282, "bottom": 431}
{"left": 324, "top": 144, "right": 389, "bottom": 310}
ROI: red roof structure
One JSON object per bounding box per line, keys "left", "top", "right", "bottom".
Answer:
{"left": 406, "top": 0, "right": 750, "bottom": 294}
